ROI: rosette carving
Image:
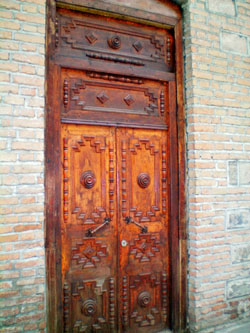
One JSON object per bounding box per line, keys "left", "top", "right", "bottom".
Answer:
{"left": 81, "top": 299, "right": 97, "bottom": 316}
{"left": 137, "top": 173, "right": 150, "bottom": 189}
{"left": 108, "top": 35, "right": 121, "bottom": 49}
{"left": 80, "top": 171, "right": 96, "bottom": 189}
{"left": 137, "top": 291, "right": 151, "bottom": 307}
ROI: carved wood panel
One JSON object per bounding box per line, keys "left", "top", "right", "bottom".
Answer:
{"left": 56, "top": 8, "right": 175, "bottom": 75}
{"left": 61, "top": 124, "right": 117, "bottom": 332}
{"left": 117, "top": 128, "right": 170, "bottom": 332}
{"left": 61, "top": 69, "right": 168, "bottom": 129}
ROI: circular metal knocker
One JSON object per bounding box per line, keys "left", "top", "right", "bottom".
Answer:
{"left": 137, "top": 173, "right": 151, "bottom": 189}
{"left": 108, "top": 35, "right": 121, "bottom": 49}
{"left": 137, "top": 291, "right": 151, "bottom": 308}
{"left": 81, "top": 299, "right": 97, "bottom": 316}
{"left": 80, "top": 170, "right": 96, "bottom": 189}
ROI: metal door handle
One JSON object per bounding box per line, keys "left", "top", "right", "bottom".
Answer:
{"left": 86, "top": 217, "right": 111, "bottom": 237}
{"left": 125, "top": 216, "right": 148, "bottom": 233}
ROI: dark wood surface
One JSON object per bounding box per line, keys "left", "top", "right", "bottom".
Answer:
{"left": 45, "top": 1, "right": 186, "bottom": 332}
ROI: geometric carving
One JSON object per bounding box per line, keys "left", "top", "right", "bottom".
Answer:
{"left": 150, "top": 35, "right": 164, "bottom": 59}
{"left": 109, "top": 146, "right": 115, "bottom": 220}
{"left": 81, "top": 299, "right": 97, "bottom": 316}
{"left": 80, "top": 170, "right": 96, "bottom": 189}
{"left": 72, "top": 238, "right": 107, "bottom": 269}
{"left": 129, "top": 233, "right": 160, "bottom": 263}
{"left": 130, "top": 274, "right": 160, "bottom": 328}
{"left": 144, "top": 90, "right": 158, "bottom": 114}
{"left": 124, "top": 94, "right": 135, "bottom": 106}
{"left": 128, "top": 138, "right": 161, "bottom": 222}
{"left": 96, "top": 91, "right": 109, "bottom": 104}
{"left": 63, "top": 282, "right": 70, "bottom": 332}
{"left": 138, "top": 291, "right": 151, "bottom": 308}
{"left": 137, "top": 173, "right": 150, "bottom": 189}
{"left": 71, "top": 79, "right": 86, "bottom": 109}
{"left": 85, "top": 31, "right": 98, "bottom": 44}
{"left": 133, "top": 40, "right": 143, "bottom": 52}
{"left": 108, "top": 35, "right": 121, "bottom": 49}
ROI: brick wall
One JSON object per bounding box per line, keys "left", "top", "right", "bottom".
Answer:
{"left": 1, "top": 0, "right": 250, "bottom": 332}
{"left": 0, "top": 0, "right": 46, "bottom": 331}
{"left": 183, "top": 0, "right": 250, "bottom": 331}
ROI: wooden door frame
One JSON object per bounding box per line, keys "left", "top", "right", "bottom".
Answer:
{"left": 45, "top": 0, "right": 186, "bottom": 331}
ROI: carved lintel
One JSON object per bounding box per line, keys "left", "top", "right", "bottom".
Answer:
{"left": 63, "top": 137, "right": 69, "bottom": 223}
{"left": 86, "top": 71, "right": 144, "bottom": 84}
{"left": 86, "top": 51, "right": 144, "bottom": 66}
{"left": 109, "top": 278, "right": 115, "bottom": 328}
{"left": 160, "top": 90, "right": 165, "bottom": 116}
{"left": 122, "top": 276, "right": 128, "bottom": 330}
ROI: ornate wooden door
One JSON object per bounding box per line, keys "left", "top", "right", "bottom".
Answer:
{"left": 46, "top": 3, "right": 184, "bottom": 332}
{"left": 61, "top": 124, "right": 169, "bottom": 332}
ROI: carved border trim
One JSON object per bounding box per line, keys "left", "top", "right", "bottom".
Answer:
{"left": 63, "top": 137, "right": 69, "bottom": 223}
{"left": 162, "top": 273, "right": 167, "bottom": 322}
{"left": 162, "top": 143, "right": 167, "bottom": 214}
{"left": 122, "top": 276, "right": 128, "bottom": 330}
{"left": 109, "top": 277, "right": 115, "bottom": 328}
{"left": 121, "top": 140, "right": 127, "bottom": 218}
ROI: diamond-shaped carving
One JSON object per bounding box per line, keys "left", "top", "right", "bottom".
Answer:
{"left": 124, "top": 94, "right": 135, "bottom": 106}
{"left": 97, "top": 91, "right": 109, "bottom": 104}
{"left": 133, "top": 40, "right": 143, "bottom": 52}
{"left": 85, "top": 32, "right": 98, "bottom": 44}
{"left": 129, "top": 234, "right": 160, "bottom": 263}
{"left": 72, "top": 238, "right": 107, "bottom": 269}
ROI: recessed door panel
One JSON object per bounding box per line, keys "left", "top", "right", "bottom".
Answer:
{"left": 61, "top": 124, "right": 117, "bottom": 332}
{"left": 117, "top": 128, "right": 170, "bottom": 332}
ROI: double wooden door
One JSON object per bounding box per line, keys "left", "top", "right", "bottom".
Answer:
{"left": 61, "top": 124, "right": 169, "bottom": 332}
{"left": 46, "top": 5, "right": 182, "bottom": 332}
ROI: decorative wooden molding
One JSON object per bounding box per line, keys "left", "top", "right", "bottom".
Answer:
{"left": 63, "top": 282, "right": 70, "bottom": 332}
{"left": 167, "top": 37, "right": 171, "bottom": 66}
{"left": 63, "top": 137, "right": 69, "bottom": 223}
{"left": 109, "top": 145, "right": 115, "bottom": 220}
{"left": 63, "top": 79, "right": 69, "bottom": 108}
{"left": 86, "top": 71, "right": 144, "bottom": 84}
{"left": 160, "top": 90, "right": 165, "bottom": 116}
{"left": 162, "top": 143, "right": 167, "bottom": 214}
{"left": 138, "top": 291, "right": 151, "bottom": 307}
{"left": 129, "top": 233, "right": 160, "bottom": 262}
{"left": 109, "top": 277, "right": 115, "bottom": 328}
{"left": 55, "top": 17, "right": 59, "bottom": 48}
{"left": 86, "top": 51, "right": 144, "bottom": 66}
{"left": 121, "top": 140, "right": 127, "bottom": 218}
{"left": 122, "top": 276, "right": 128, "bottom": 330}
{"left": 162, "top": 273, "right": 168, "bottom": 322}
